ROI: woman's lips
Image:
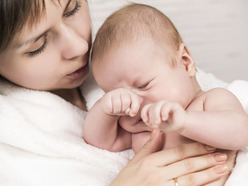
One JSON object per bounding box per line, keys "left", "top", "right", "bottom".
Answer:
{"left": 68, "top": 63, "right": 88, "bottom": 78}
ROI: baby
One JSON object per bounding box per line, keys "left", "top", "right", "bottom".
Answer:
{"left": 83, "top": 3, "right": 248, "bottom": 153}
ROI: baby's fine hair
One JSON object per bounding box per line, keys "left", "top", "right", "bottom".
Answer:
{"left": 91, "top": 3, "right": 183, "bottom": 63}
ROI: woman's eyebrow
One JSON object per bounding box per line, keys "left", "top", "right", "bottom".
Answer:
{"left": 14, "top": 0, "right": 71, "bottom": 49}
{"left": 15, "top": 29, "right": 50, "bottom": 49}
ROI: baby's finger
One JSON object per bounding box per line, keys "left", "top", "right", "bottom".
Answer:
{"left": 129, "top": 93, "right": 141, "bottom": 117}
{"left": 111, "top": 93, "right": 122, "bottom": 113}
{"left": 141, "top": 104, "right": 152, "bottom": 123}
{"left": 147, "top": 102, "right": 165, "bottom": 126}
{"left": 156, "top": 102, "right": 170, "bottom": 125}
{"left": 120, "top": 93, "right": 132, "bottom": 113}
{"left": 161, "top": 103, "right": 171, "bottom": 121}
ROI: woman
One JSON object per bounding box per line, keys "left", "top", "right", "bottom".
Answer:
{"left": 0, "top": 0, "right": 235, "bottom": 185}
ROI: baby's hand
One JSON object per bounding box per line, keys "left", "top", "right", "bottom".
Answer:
{"left": 141, "top": 100, "right": 186, "bottom": 132}
{"left": 100, "top": 88, "right": 141, "bottom": 117}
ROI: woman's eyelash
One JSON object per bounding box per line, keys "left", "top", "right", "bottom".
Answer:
{"left": 25, "top": 1, "right": 81, "bottom": 57}
{"left": 64, "top": 1, "right": 81, "bottom": 17}
{"left": 26, "top": 36, "right": 48, "bottom": 57}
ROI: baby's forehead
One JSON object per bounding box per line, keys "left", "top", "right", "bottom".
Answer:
{"left": 93, "top": 37, "right": 174, "bottom": 70}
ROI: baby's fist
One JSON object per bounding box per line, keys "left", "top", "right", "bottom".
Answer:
{"left": 101, "top": 88, "right": 141, "bottom": 117}
{"left": 141, "top": 100, "right": 186, "bottom": 132}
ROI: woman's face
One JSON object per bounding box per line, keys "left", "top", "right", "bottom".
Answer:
{"left": 0, "top": 0, "right": 91, "bottom": 90}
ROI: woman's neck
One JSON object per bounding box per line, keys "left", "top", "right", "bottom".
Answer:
{"left": 51, "top": 88, "right": 87, "bottom": 111}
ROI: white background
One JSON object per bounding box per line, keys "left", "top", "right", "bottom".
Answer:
{"left": 88, "top": 0, "right": 248, "bottom": 83}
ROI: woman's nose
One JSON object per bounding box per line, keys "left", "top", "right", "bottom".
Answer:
{"left": 59, "top": 25, "right": 89, "bottom": 60}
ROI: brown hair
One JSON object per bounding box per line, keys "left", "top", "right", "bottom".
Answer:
{"left": 0, "top": 0, "right": 47, "bottom": 53}
{"left": 91, "top": 3, "right": 183, "bottom": 64}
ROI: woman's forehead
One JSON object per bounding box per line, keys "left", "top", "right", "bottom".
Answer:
{"left": 25, "top": 0, "right": 62, "bottom": 27}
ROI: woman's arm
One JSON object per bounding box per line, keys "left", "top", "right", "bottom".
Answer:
{"left": 111, "top": 130, "right": 235, "bottom": 186}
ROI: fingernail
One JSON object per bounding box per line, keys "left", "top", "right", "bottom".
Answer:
{"left": 150, "top": 129, "right": 159, "bottom": 139}
{"left": 150, "top": 129, "right": 157, "bottom": 139}
{"left": 130, "top": 112, "right": 136, "bottom": 117}
{"left": 205, "top": 145, "right": 216, "bottom": 151}
{"left": 214, "top": 164, "right": 227, "bottom": 174}
{"left": 214, "top": 153, "right": 227, "bottom": 162}
{"left": 125, "top": 108, "right": 130, "bottom": 115}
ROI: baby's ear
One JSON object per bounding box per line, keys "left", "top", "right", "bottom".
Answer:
{"left": 177, "top": 43, "right": 196, "bottom": 77}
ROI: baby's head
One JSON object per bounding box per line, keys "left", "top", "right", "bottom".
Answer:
{"left": 92, "top": 3, "right": 199, "bottom": 108}
{"left": 92, "top": 3, "right": 183, "bottom": 68}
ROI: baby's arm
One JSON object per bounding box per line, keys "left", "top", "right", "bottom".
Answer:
{"left": 141, "top": 88, "right": 248, "bottom": 150}
{"left": 181, "top": 88, "right": 248, "bottom": 150}
{"left": 83, "top": 88, "right": 141, "bottom": 152}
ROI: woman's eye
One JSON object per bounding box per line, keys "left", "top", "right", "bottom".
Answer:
{"left": 64, "top": 0, "right": 81, "bottom": 17}
{"left": 25, "top": 35, "right": 48, "bottom": 57}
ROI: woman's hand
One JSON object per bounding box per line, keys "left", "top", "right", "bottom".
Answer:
{"left": 110, "top": 130, "right": 232, "bottom": 186}
{"left": 205, "top": 149, "right": 237, "bottom": 186}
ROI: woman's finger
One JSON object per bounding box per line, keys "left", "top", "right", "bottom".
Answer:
{"left": 165, "top": 153, "right": 227, "bottom": 178}
{"left": 129, "top": 129, "right": 163, "bottom": 165}
{"left": 144, "top": 143, "right": 216, "bottom": 167}
{"left": 175, "top": 164, "right": 227, "bottom": 186}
